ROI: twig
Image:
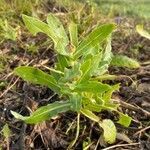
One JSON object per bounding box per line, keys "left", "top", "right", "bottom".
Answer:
{"left": 2, "top": 72, "right": 13, "bottom": 80}
{"left": 115, "top": 99, "right": 150, "bottom": 116}
{"left": 134, "top": 104, "right": 150, "bottom": 116}
{"left": 102, "top": 142, "right": 140, "bottom": 150}
{"left": 67, "top": 113, "right": 80, "bottom": 149}
{"left": 114, "top": 99, "right": 139, "bottom": 111}
{"left": 94, "top": 136, "right": 101, "bottom": 150}
{"left": 134, "top": 126, "right": 150, "bottom": 136}
{"left": 6, "top": 137, "right": 9, "bottom": 150}
{"left": 0, "top": 78, "right": 19, "bottom": 99}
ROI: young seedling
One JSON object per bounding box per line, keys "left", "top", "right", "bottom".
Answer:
{"left": 11, "top": 13, "right": 132, "bottom": 144}
{"left": 1, "top": 124, "right": 11, "bottom": 150}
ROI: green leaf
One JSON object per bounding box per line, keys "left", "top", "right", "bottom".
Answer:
{"left": 47, "top": 14, "right": 70, "bottom": 55}
{"left": 14, "top": 66, "right": 61, "bottom": 94}
{"left": 75, "top": 81, "right": 111, "bottom": 93}
{"left": 50, "top": 64, "right": 63, "bottom": 81}
{"left": 22, "top": 15, "right": 47, "bottom": 35}
{"left": 103, "top": 84, "right": 120, "bottom": 102}
{"left": 92, "top": 74, "right": 117, "bottom": 81}
{"left": 11, "top": 101, "right": 71, "bottom": 124}
{"left": 111, "top": 55, "right": 140, "bottom": 68}
{"left": 79, "top": 53, "right": 102, "bottom": 83}
{"left": 73, "top": 24, "right": 116, "bottom": 59}
{"left": 22, "top": 14, "right": 69, "bottom": 56}
{"left": 80, "top": 109, "right": 100, "bottom": 122}
{"left": 102, "top": 103, "right": 119, "bottom": 111}
{"left": 46, "top": 14, "right": 68, "bottom": 41}
{"left": 70, "top": 93, "right": 82, "bottom": 112}
{"left": 57, "top": 54, "right": 69, "bottom": 71}
{"left": 83, "top": 138, "right": 92, "bottom": 150}
{"left": 68, "top": 22, "right": 78, "bottom": 47}
{"left": 98, "top": 37, "right": 113, "bottom": 75}
{"left": 79, "top": 59, "right": 92, "bottom": 83}
{"left": 52, "top": 54, "right": 69, "bottom": 80}
{"left": 82, "top": 91, "right": 119, "bottom": 112}
{"left": 1, "top": 124, "right": 11, "bottom": 138}
{"left": 81, "top": 43, "right": 100, "bottom": 58}
{"left": 89, "top": 53, "right": 102, "bottom": 76}
{"left": 82, "top": 98, "right": 102, "bottom": 112}
{"left": 136, "top": 25, "right": 150, "bottom": 40}
{"left": 61, "top": 62, "right": 81, "bottom": 82}
{"left": 99, "top": 119, "right": 116, "bottom": 144}
{"left": 117, "top": 113, "right": 132, "bottom": 127}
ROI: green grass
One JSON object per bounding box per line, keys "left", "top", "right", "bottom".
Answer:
{"left": 92, "top": 0, "right": 150, "bottom": 19}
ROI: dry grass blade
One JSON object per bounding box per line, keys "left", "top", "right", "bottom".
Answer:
{"left": 134, "top": 126, "right": 150, "bottom": 136}
{"left": 0, "top": 77, "right": 19, "bottom": 99}
{"left": 102, "top": 143, "right": 140, "bottom": 150}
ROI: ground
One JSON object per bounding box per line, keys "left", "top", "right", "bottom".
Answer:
{"left": 0, "top": 0, "right": 150, "bottom": 149}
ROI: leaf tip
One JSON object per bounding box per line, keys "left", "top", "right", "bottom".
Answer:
{"left": 22, "top": 14, "right": 28, "bottom": 20}
{"left": 11, "top": 110, "right": 25, "bottom": 121}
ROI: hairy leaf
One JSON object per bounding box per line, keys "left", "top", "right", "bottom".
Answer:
{"left": 11, "top": 101, "right": 71, "bottom": 124}
{"left": 14, "top": 66, "right": 61, "bottom": 94}
{"left": 111, "top": 55, "right": 140, "bottom": 68}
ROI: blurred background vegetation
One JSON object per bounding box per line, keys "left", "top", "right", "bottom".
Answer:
{"left": 0, "top": 0, "right": 149, "bottom": 19}
{"left": 0, "top": 0, "right": 149, "bottom": 62}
